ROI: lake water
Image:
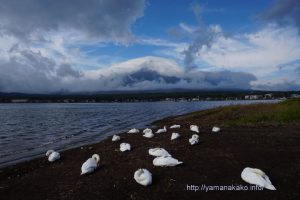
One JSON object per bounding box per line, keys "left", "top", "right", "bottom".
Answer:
{"left": 0, "top": 100, "right": 275, "bottom": 168}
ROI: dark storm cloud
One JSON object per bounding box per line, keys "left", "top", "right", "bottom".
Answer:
{"left": 261, "top": 0, "right": 300, "bottom": 30}
{"left": 0, "top": 0, "right": 145, "bottom": 43}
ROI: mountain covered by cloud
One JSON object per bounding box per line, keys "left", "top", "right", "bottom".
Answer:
{"left": 0, "top": 55, "right": 256, "bottom": 93}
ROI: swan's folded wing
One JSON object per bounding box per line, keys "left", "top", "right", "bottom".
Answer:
{"left": 81, "top": 158, "right": 97, "bottom": 174}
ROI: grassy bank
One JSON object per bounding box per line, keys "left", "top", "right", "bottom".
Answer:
{"left": 167, "top": 99, "right": 300, "bottom": 126}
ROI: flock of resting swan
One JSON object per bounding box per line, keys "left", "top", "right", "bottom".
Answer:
{"left": 45, "top": 124, "right": 276, "bottom": 190}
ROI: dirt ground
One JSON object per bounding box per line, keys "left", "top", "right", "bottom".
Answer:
{"left": 1, "top": 110, "right": 300, "bottom": 200}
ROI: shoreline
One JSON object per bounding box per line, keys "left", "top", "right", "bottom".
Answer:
{"left": 1, "top": 101, "right": 300, "bottom": 199}
{"left": 0, "top": 100, "right": 277, "bottom": 169}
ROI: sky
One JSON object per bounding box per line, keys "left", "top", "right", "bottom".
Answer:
{"left": 0, "top": 0, "right": 300, "bottom": 93}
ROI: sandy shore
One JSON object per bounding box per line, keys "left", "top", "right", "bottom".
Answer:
{"left": 1, "top": 105, "right": 300, "bottom": 200}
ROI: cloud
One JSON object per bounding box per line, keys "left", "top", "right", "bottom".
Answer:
{"left": 296, "top": 67, "right": 300, "bottom": 75}
{"left": 198, "top": 24, "right": 300, "bottom": 76}
{"left": 181, "top": 2, "right": 223, "bottom": 71}
{"left": 0, "top": 49, "right": 60, "bottom": 93}
{"left": 261, "top": 0, "right": 300, "bottom": 30}
{"left": 56, "top": 64, "right": 82, "bottom": 78}
{"left": 252, "top": 80, "right": 300, "bottom": 91}
{"left": 182, "top": 24, "right": 222, "bottom": 71}
{"left": 0, "top": 56, "right": 256, "bottom": 93}
{"left": 0, "top": 0, "right": 145, "bottom": 44}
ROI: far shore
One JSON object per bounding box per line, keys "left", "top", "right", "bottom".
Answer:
{"left": 0, "top": 99, "right": 300, "bottom": 200}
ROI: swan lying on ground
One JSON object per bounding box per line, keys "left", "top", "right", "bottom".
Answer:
{"left": 189, "top": 134, "right": 199, "bottom": 145}
{"left": 81, "top": 154, "right": 100, "bottom": 175}
{"left": 143, "top": 128, "right": 154, "bottom": 138}
{"left": 171, "top": 132, "right": 180, "bottom": 140}
{"left": 112, "top": 135, "right": 120, "bottom": 142}
{"left": 120, "top": 143, "right": 131, "bottom": 152}
{"left": 212, "top": 126, "right": 221, "bottom": 133}
{"left": 156, "top": 126, "right": 167, "bottom": 133}
{"left": 241, "top": 167, "right": 276, "bottom": 190}
{"left": 149, "top": 148, "right": 171, "bottom": 157}
{"left": 153, "top": 156, "right": 183, "bottom": 167}
{"left": 170, "top": 124, "right": 180, "bottom": 129}
{"left": 190, "top": 125, "right": 199, "bottom": 133}
{"left": 127, "top": 128, "right": 139, "bottom": 133}
{"left": 45, "top": 150, "right": 60, "bottom": 162}
{"left": 134, "top": 169, "right": 152, "bottom": 186}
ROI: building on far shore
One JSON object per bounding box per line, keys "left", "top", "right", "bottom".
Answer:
{"left": 291, "top": 94, "right": 300, "bottom": 98}
{"left": 244, "top": 95, "right": 263, "bottom": 100}
{"left": 264, "top": 93, "right": 273, "bottom": 99}
{"left": 11, "top": 99, "right": 29, "bottom": 103}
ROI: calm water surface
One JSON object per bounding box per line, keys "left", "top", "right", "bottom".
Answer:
{"left": 0, "top": 100, "right": 275, "bottom": 168}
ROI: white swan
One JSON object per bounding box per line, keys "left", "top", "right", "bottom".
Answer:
{"left": 127, "top": 128, "right": 139, "bottom": 133}
{"left": 112, "top": 135, "right": 120, "bottom": 142}
{"left": 189, "top": 134, "right": 199, "bottom": 145}
{"left": 45, "top": 150, "right": 60, "bottom": 162}
{"left": 81, "top": 154, "right": 100, "bottom": 175}
{"left": 156, "top": 126, "right": 167, "bottom": 134}
{"left": 212, "top": 126, "right": 221, "bottom": 133}
{"left": 241, "top": 167, "right": 276, "bottom": 190}
{"left": 171, "top": 132, "right": 180, "bottom": 140}
{"left": 134, "top": 168, "right": 152, "bottom": 186}
{"left": 148, "top": 148, "right": 171, "bottom": 157}
{"left": 190, "top": 125, "right": 199, "bottom": 133}
{"left": 120, "top": 143, "right": 131, "bottom": 152}
{"left": 143, "top": 128, "right": 154, "bottom": 138}
{"left": 170, "top": 124, "right": 180, "bottom": 129}
{"left": 153, "top": 156, "right": 183, "bottom": 167}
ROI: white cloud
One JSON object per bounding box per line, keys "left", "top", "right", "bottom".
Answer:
{"left": 179, "top": 23, "right": 196, "bottom": 34}
{"left": 198, "top": 24, "right": 300, "bottom": 76}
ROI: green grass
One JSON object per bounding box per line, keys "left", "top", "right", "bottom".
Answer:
{"left": 174, "top": 98, "right": 300, "bottom": 126}
{"left": 228, "top": 99, "right": 300, "bottom": 125}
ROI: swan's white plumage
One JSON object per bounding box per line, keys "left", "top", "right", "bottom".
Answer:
{"left": 143, "top": 128, "right": 154, "bottom": 138}
{"left": 153, "top": 156, "right": 183, "bottom": 167}
{"left": 127, "top": 128, "right": 139, "bottom": 134}
{"left": 190, "top": 125, "right": 199, "bottom": 133}
{"left": 212, "top": 126, "right": 221, "bottom": 133}
{"left": 134, "top": 168, "right": 152, "bottom": 186}
{"left": 170, "top": 124, "right": 180, "bottom": 129}
{"left": 112, "top": 135, "right": 120, "bottom": 142}
{"left": 189, "top": 134, "right": 199, "bottom": 145}
{"left": 120, "top": 143, "right": 131, "bottom": 152}
{"left": 171, "top": 132, "right": 180, "bottom": 140}
{"left": 81, "top": 154, "right": 100, "bottom": 175}
{"left": 156, "top": 126, "right": 167, "bottom": 134}
{"left": 45, "top": 150, "right": 60, "bottom": 162}
{"left": 241, "top": 167, "right": 276, "bottom": 190}
{"left": 148, "top": 148, "right": 171, "bottom": 157}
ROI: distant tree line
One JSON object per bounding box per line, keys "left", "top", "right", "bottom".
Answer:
{"left": 0, "top": 90, "right": 299, "bottom": 103}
